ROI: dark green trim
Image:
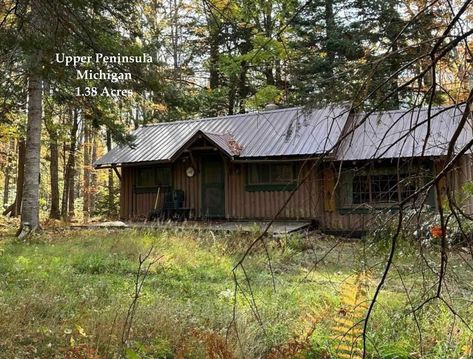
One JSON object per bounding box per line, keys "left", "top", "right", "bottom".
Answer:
{"left": 338, "top": 206, "right": 397, "bottom": 215}
{"left": 245, "top": 183, "right": 297, "bottom": 192}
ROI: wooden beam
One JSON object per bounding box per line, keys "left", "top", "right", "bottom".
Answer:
{"left": 112, "top": 166, "right": 122, "bottom": 181}
{"left": 184, "top": 146, "right": 217, "bottom": 151}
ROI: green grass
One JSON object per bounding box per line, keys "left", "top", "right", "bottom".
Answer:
{"left": 0, "top": 228, "right": 472, "bottom": 358}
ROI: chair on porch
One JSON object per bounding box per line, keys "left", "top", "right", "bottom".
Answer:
{"left": 147, "top": 189, "right": 193, "bottom": 221}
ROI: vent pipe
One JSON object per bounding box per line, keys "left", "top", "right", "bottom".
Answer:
{"left": 264, "top": 103, "right": 279, "bottom": 111}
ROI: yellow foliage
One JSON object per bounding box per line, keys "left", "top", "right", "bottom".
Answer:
{"left": 330, "top": 270, "right": 371, "bottom": 359}
{"left": 461, "top": 340, "right": 473, "bottom": 359}
{"left": 150, "top": 102, "right": 168, "bottom": 112}
{"left": 210, "top": 0, "right": 239, "bottom": 16}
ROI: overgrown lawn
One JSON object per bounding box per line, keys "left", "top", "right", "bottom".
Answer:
{"left": 0, "top": 228, "right": 472, "bottom": 358}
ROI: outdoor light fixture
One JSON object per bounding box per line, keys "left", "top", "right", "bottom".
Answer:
{"left": 186, "top": 166, "right": 195, "bottom": 177}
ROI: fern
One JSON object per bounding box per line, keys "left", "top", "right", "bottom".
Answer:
{"left": 461, "top": 339, "right": 473, "bottom": 359}
{"left": 330, "top": 271, "right": 371, "bottom": 359}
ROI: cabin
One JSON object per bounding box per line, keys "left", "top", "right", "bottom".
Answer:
{"left": 94, "top": 104, "right": 473, "bottom": 233}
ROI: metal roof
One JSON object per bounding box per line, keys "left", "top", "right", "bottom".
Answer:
{"left": 200, "top": 131, "right": 243, "bottom": 156}
{"left": 95, "top": 104, "right": 350, "bottom": 166}
{"left": 336, "top": 105, "right": 472, "bottom": 161}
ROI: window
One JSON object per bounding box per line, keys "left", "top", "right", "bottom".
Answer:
{"left": 136, "top": 166, "right": 171, "bottom": 190}
{"left": 339, "top": 167, "right": 430, "bottom": 210}
{"left": 352, "top": 175, "right": 370, "bottom": 204}
{"left": 247, "top": 163, "right": 296, "bottom": 191}
{"left": 352, "top": 174, "right": 416, "bottom": 204}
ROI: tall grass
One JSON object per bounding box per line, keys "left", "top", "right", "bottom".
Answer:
{"left": 0, "top": 228, "right": 472, "bottom": 358}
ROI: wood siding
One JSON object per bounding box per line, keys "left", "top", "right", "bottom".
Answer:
{"left": 120, "top": 166, "right": 168, "bottom": 219}
{"left": 321, "top": 156, "right": 473, "bottom": 232}
{"left": 226, "top": 162, "right": 321, "bottom": 220}
{"left": 441, "top": 154, "right": 473, "bottom": 214}
{"left": 120, "top": 158, "right": 322, "bottom": 221}
{"left": 120, "top": 155, "right": 473, "bottom": 232}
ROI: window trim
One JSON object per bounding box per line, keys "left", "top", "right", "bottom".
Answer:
{"left": 245, "top": 163, "right": 297, "bottom": 192}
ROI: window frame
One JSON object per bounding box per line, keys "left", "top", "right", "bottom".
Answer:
{"left": 135, "top": 165, "right": 172, "bottom": 193}
{"left": 246, "top": 162, "right": 297, "bottom": 192}
{"left": 337, "top": 166, "right": 434, "bottom": 212}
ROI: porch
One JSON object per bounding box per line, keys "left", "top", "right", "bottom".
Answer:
{"left": 75, "top": 220, "right": 314, "bottom": 235}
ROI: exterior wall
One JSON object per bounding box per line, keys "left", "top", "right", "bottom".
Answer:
{"left": 120, "top": 166, "right": 168, "bottom": 219}
{"left": 120, "top": 161, "right": 200, "bottom": 220}
{"left": 119, "top": 158, "right": 323, "bottom": 221}
{"left": 456, "top": 154, "right": 473, "bottom": 214}
{"left": 321, "top": 211, "right": 377, "bottom": 233}
{"left": 226, "top": 161, "right": 321, "bottom": 220}
{"left": 319, "top": 161, "right": 432, "bottom": 233}
{"left": 438, "top": 154, "right": 473, "bottom": 215}
{"left": 319, "top": 166, "right": 375, "bottom": 233}
{"left": 120, "top": 166, "right": 133, "bottom": 219}
{"left": 172, "top": 158, "right": 201, "bottom": 215}
{"left": 119, "top": 155, "right": 473, "bottom": 230}
{"left": 320, "top": 156, "right": 473, "bottom": 233}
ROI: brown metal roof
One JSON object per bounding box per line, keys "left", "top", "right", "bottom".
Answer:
{"left": 95, "top": 103, "right": 471, "bottom": 167}
{"left": 95, "top": 104, "right": 350, "bottom": 166}
{"left": 336, "top": 105, "right": 472, "bottom": 161}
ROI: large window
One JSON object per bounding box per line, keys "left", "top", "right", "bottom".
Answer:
{"left": 352, "top": 174, "right": 417, "bottom": 204}
{"left": 338, "top": 167, "right": 430, "bottom": 209}
{"left": 247, "top": 163, "right": 296, "bottom": 191}
{"left": 136, "top": 166, "right": 171, "bottom": 190}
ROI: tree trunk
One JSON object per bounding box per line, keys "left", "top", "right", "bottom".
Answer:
{"left": 2, "top": 139, "right": 24, "bottom": 217}
{"left": 90, "top": 133, "right": 97, "bottom": 214}
{"left": 208, "top": 20, "right": 220, "bottom": 92}
{"left": 237, "top": 27, "right": 252, "bottom": 113}
{"left": 83, "top": 120, "right": 91, "bottom": 220}
{"left": 49, "top": 132, "right": 60, "bottom": 219}
{"left": 264, "top": 66, "right": 275, "bottom": 86}
{"left": 44, "top": 83, "right": 61, "bottom": 220}
{"left": 61, "top": 141, "right": 68, "bottom": 217}
{"left": 14, "top": 140, "right": 26, "bottom": 216}
{"left": 18, "top": 75, "right": 43, "bottom": 238}
{"left": 62, "top": 109, "right": 79, "bottom": 221}
{"left": 228, "top": 79, "right": 236, "bottom": 115}
{"left": 3, "top": 160, "right": 10, "bottom": 207}
{"left": 68, "top": 158, "right": 76, "bottom": 219}
{"left": 325, "top": 0, "right": 336, "bottom": 76}
{"left": 2, "top": 140, "right": 13, "bottom": 207}
{"left": 106, "top": 130, "right": 116, "bottom": 217}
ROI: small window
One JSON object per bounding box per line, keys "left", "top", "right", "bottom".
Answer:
{"left": 137, "top": 167, "right": 156, "bottom": 188}
{"left": 136, "top": 166, "right": 171, "bottom": 189}
{"left": 247, "top": 163, "right": 296, "bottom": 191}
